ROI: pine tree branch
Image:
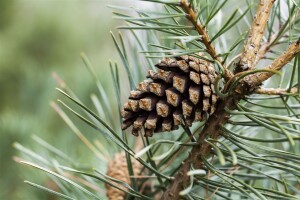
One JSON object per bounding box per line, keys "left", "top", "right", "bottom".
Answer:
{"left": 161, "top": 96, "right": 238, "bottom": 200}
{"left": 161, "top": 43, "right": 300, "bottom": 199}
{"left": 235, "top": 0, "right": 276, "bottom": 73}
{"left": 253, "top": 32, "right": 278, "bottom": 66}
{"left": 161, "top": 19, "right": 299, "bottom": 200}
{"left": 180, "top": 0, "right": 232, "bottom": 80}
{"left": 255, "top": 87, "right": 298, "bottom": 95}
{"left": 245, "top": 41, "right": 300, "bottom": 87}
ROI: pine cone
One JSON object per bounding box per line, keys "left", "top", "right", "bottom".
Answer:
{"left": 121, "top": 54, "right": 218, "bottom": 137}
{"left": 105, "top": 152, "right": 143, "bottom": 200}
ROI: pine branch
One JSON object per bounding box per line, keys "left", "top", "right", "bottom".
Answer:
{"left": 180, "top": 0, "right": 232, "bottom": 80}
{"left": 161, "top": 96, "right": 237, "bottom": 200}
{"left": 253, "top": 11, "right": 296, "bottom": 67}
{"left": 235, "top": 0, "right": 276, "bottom": 73}
{"left": 245, "top": 41, "right": 300, "bottom": 87}
{"left": 255, "top": 87, "right": 298, "bottom": 95}
{"left": 161, "top": 43, "right": 299, "bottom": 197}
{"left": 253, "top": 32, "right": 278, "bottom": 66}
{"left": 161, "top": 4, "right": 299, "bottom": 199}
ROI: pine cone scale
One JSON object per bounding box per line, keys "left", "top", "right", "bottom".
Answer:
{"left": 165, "top": 88, "right": 181, "bottom": 106}
{"left": 139, "top": 96, "right": 157, "bottom": 111}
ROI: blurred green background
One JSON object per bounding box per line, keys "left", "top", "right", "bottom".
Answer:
{"left": 0, "top": 0, "right": 120, "bottom": 199}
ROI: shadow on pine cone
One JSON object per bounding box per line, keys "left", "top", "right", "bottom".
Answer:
{"left": 121, "top": 54, "right": 218, "bottom": 137}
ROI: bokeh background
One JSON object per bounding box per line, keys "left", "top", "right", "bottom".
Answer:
{"left": 0, "top": 0, "right": 123, "bottom": 199}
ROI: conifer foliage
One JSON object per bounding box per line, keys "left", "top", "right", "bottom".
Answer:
{"left": 16, "top": 0, "right": 300, "bottom": 200}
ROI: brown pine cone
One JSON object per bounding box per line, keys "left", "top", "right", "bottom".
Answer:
{"left": 105, "top": 152, "right": 143, "bottom": 200}
{"left": 121, "top": 54, "right": 218, "bottom": 137}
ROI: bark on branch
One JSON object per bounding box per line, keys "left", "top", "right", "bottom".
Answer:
{"left": 255, "top": 87, "right": 298, "bottom": 95}
{"left": 161, "top": 96, "right": 237, "bottom": 200}
{"left": 235, "top": 0, "right": 276, "bottom": 73}
{"left": 245, "top": 41, "right": 300, "bottom": 87}
{"left": 253, "top": 33, "right": 278, "bottom": 66}
{"left": 180, "top": 0, "right": 232, "bottom": 80}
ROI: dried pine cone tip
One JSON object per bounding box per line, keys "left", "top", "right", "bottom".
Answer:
{"left": 121, "top": 54, "right": 219, "bottom": 136}
{"left": 105, "top": 152, "right": 143, "bottom": 200}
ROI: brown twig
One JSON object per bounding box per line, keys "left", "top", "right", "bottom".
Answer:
{"left": 253, "top": 0, "right": 299, "bottom": 67}
{"left": 161, "top": 96, "right": 238, "bottom": 199}
{"left": 245, "top": 41, "right": 300, "bottom": 87}
{"left": 255, "top": 87, "right": 298, "bottom": 95}
{"left": 235, "top": 0, "right": 276, "bottom": 73}
{"left": 226, "top": 42, "right": 300, "bottom": 94}
{"left": 253, "top": 33, "right": 278, "bottom": 66}
{"left": 180, "top": 0, "right": 232, "bottom": 80}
